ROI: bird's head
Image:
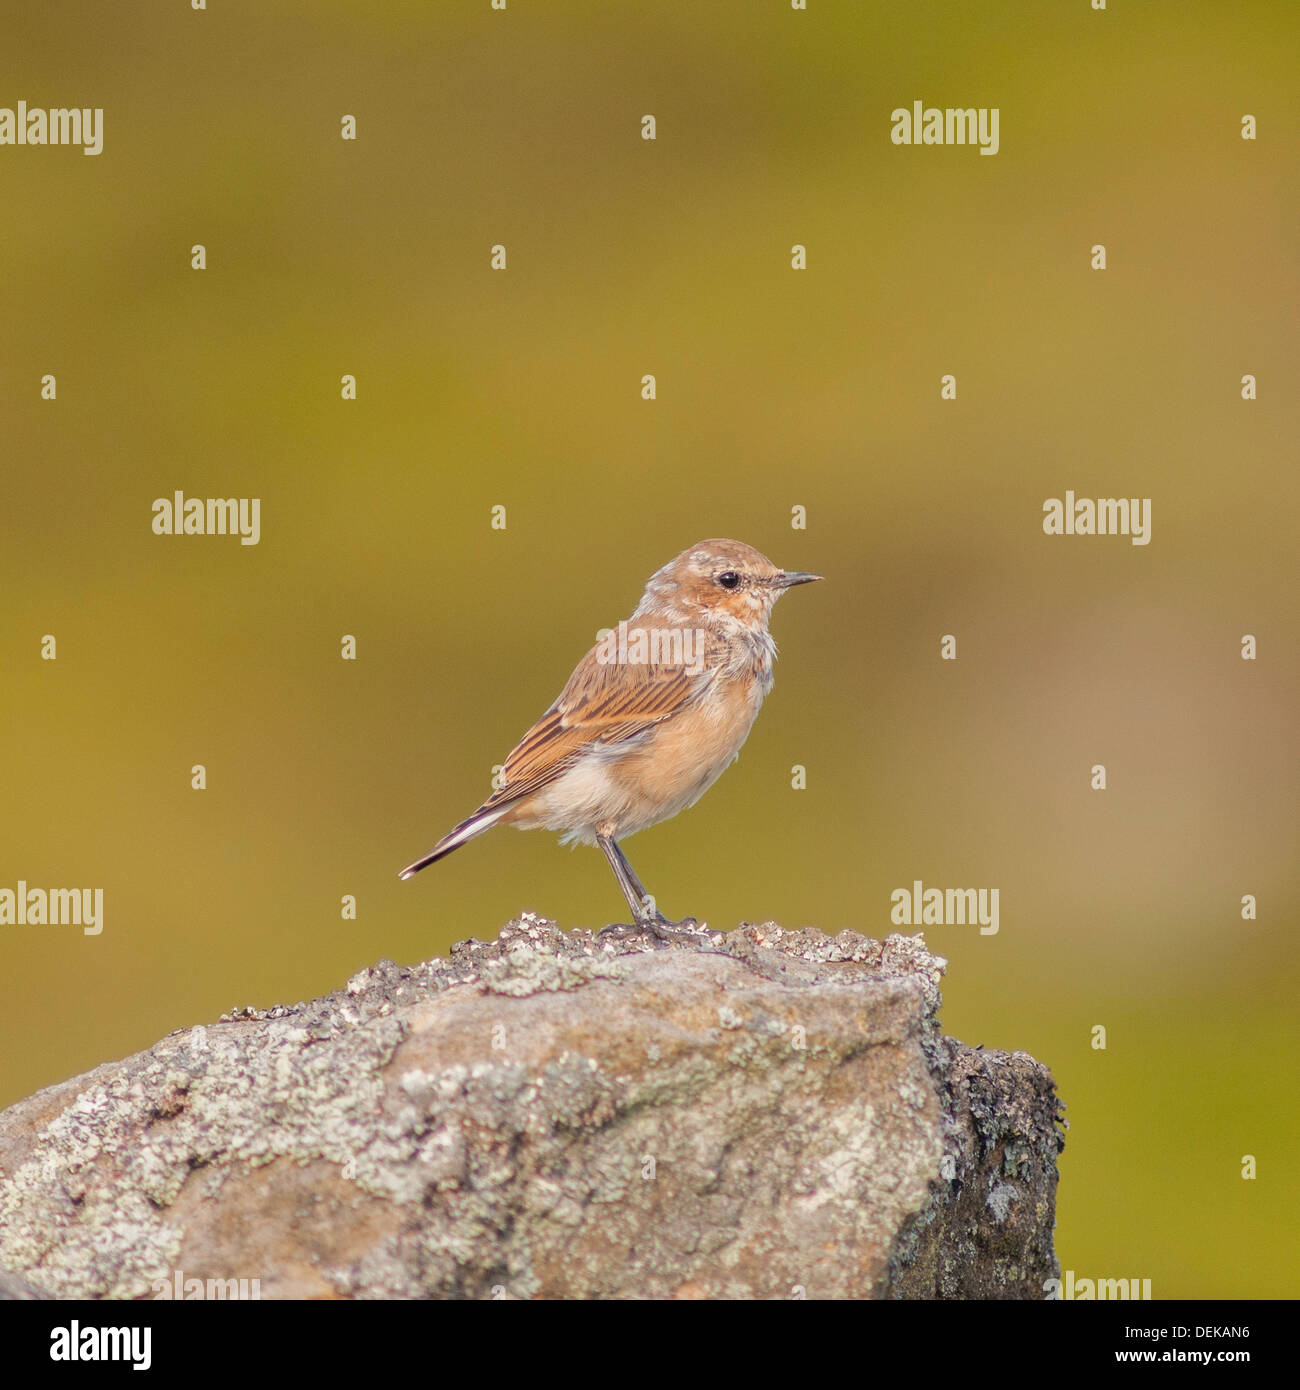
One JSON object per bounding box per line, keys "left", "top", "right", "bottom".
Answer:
{"left": 634, "top": 538, "right": 822, "bottom": 630}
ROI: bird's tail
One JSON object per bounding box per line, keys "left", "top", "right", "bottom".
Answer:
{"left": 398, "top": 803, "right": 510, "bottom": 879}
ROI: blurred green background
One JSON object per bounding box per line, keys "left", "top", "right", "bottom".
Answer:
{"left": 2, "top": 2, "right": 1296, "bottom": 1298}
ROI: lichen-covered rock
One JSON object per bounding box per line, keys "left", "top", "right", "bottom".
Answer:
{"left": 0, "top": 1265, "right": 49, "bottom": 1300}
{"left": 0, "top": 917, "right": 1063, "bottom": 1299}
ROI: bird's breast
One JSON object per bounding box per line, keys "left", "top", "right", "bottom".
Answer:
{"left": 600, "top": 672, "right": 765, "bottom": 825}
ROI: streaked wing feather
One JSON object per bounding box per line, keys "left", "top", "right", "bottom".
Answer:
{"left": 483, "top": 643, "right": 708, "bottom": 808}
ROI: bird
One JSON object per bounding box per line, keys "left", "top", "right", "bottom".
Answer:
{"left": 398, "top": 538, "right": 821, "bottom": 940}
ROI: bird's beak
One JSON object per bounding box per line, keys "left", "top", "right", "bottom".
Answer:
{"left": 773, "top": 570, "right": 823, "bottom": 589}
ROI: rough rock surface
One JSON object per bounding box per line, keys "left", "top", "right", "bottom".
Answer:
{"left": 0, "top": 918, "right": 1064, "bottom": 1299}
{"left": 0, "top": 1265, "right": 49, "bottom": 1300}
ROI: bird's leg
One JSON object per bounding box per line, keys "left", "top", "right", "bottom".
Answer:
{"left": 596, "top": 835, "right": 720, "bottom": 944}
{"left": 608, "top": 839, "right": 654, "bottom": 914}
{"left": 596, "top": 834, "right": 660, "bottom": 927}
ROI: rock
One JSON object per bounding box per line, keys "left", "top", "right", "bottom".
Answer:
{"left": 0, "top": 917, "right": 1064, "bottom": 1299}
{"left": 0, "top": 1265, "right": 50, "bottom": 1300}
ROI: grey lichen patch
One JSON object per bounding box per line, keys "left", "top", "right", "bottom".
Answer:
{"left": 986, "top": 1180, "right": 1020, "bottom": 1225}
{"left": 478, "top": 949, "right": 628, "bottom": 997}
{"left": 0, "top": 915, "right": 1061, "bottom": 1300}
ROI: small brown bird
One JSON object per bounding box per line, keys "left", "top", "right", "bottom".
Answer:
{"left": 399, "top": 539, "right": 821, "bottom": 939}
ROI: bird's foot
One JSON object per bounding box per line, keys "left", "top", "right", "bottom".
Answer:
{"left": 599, "top": 915, "right": 723, "bottom": 947}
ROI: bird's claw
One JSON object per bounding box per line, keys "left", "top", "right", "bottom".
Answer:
{"left": 598, "top": 915, "right": 722, "bottom": 947}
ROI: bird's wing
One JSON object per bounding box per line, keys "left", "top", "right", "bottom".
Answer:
{"left": 482, "top": 638, "right": 714, "bottom": 809}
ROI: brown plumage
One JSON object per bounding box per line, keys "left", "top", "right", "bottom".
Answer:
{"left": 399, "top": 539, "right": 821, "bottom": 938}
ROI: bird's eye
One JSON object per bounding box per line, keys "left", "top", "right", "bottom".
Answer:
{"left": 717, "top": 571, "right": 740, "bottom": 590}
